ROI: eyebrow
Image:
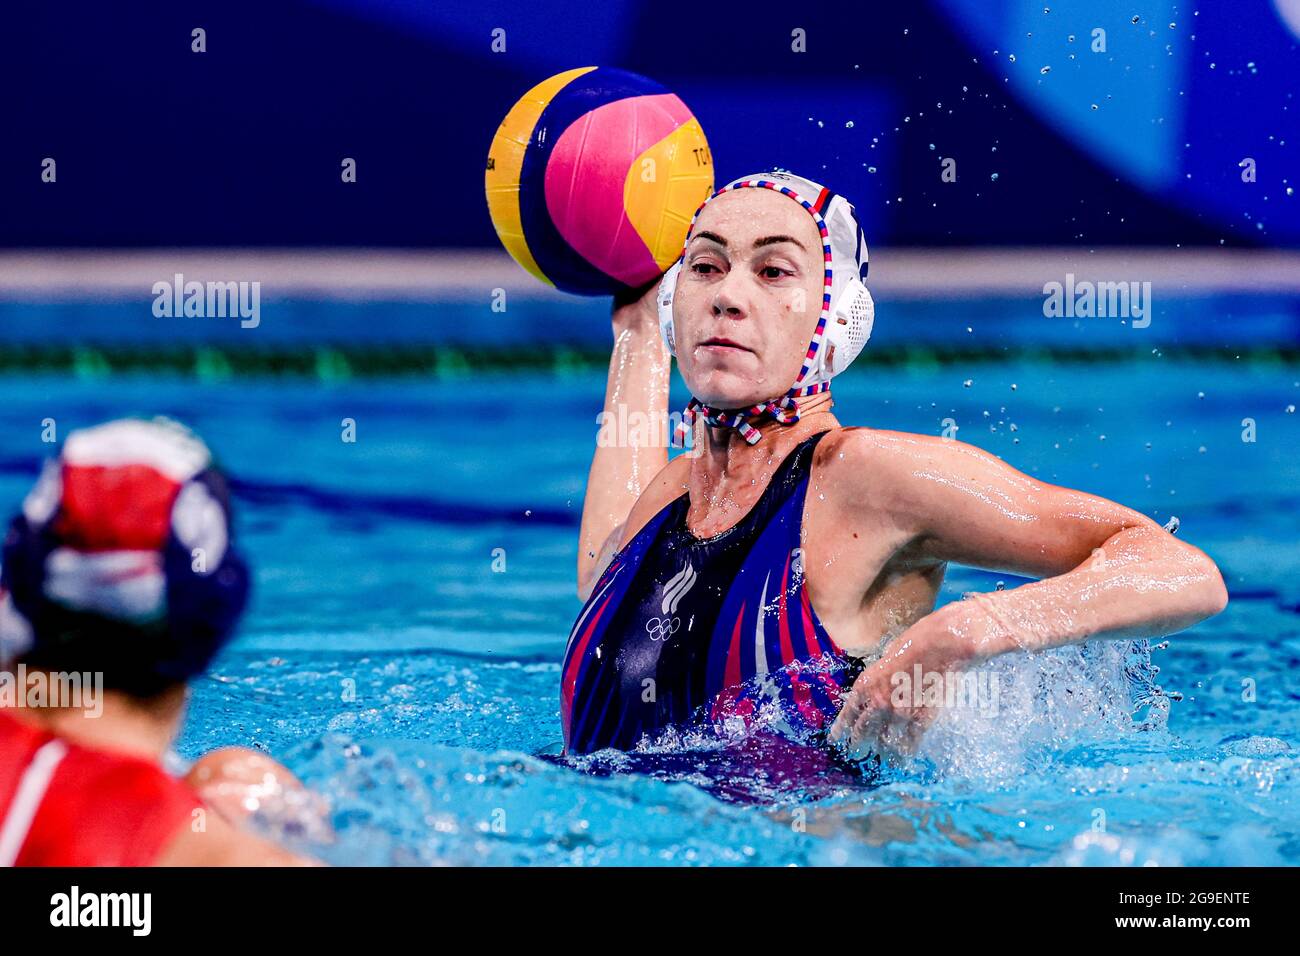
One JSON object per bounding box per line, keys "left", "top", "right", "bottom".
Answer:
{"left": 691, "top": 231, "right": 808, "bottom": 252}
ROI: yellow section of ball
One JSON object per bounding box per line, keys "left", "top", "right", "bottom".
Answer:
{"left": 623, "top": 119, "right": 714, "bottom": 272}
{"left": 485, "top": 66, "right": 597, "bottom": 287}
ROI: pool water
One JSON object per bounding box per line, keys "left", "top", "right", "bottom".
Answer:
{"left": 0, "top": 354, "right": 1297, "bottom": 866}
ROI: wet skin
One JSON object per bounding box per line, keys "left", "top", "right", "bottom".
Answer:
{"left": 578, "top": 189, "right": 1228, "bottom": 761}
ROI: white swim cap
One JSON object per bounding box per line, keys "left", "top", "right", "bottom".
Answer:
{"left": 656, "top": 169, "right": 875, "bottom": 445}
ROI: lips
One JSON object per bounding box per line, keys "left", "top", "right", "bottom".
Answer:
{"left": 698, "top": 337, "right": 753, "bottom": 353}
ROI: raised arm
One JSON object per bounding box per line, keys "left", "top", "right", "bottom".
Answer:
{"left": 576, "top": 280, "right": 671, "bottom": 599}
{"left": 829, "top": 429, "right": 1228, "bottom": 756}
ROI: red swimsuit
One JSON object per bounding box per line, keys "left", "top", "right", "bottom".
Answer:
{"left": 0, "top": 711, "right": 201, "bottom": 866}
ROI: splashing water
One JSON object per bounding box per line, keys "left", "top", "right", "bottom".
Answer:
{"left": 902, "top": 639, "right": 1169, "bottom": 784}
{"left": 16, "top": 356, "right": 1288, "bottom": 866}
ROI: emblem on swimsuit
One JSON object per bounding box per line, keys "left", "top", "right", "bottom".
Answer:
{"left": 647, "top": 560, "right": 696, "bottom": 643}
{"left": 644, "top": 616, "right": 681, "bottom": 642}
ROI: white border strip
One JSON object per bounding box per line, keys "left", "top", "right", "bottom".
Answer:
{"left": 1, "top": 248, "right": 1299, "bottom": 301}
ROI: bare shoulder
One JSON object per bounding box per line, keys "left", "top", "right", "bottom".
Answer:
{"left": 816, "top": 425, "right": 971, "bottom": 486}
{"left": 814, "top": 426, "right": 1017, "bottom": 515}
{"left": 820, "top": 425, "right": 998, "bottom": 465}
{"left": 155, "top": 808, "right": 318, "bottom": 866}
{"left": 619, "top": 452, "right": 691, "bottom": 545}
{"left": 578, "top": 452, "right": 690, "bottom": 601}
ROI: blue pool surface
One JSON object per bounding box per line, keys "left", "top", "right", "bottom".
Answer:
{"left": 0, "top": 340, "right": 1297, "bottom": 864}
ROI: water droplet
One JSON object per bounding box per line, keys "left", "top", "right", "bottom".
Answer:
{"left": 990, "top": 172, "right": 1000, "bottom": 182}
{"left": 1040, "top": 65, "right": 1051, "bottom": 75}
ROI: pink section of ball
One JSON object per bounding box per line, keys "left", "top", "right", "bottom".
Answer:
{"left": 544, "top": 93, "right": 693, "bottom": 287}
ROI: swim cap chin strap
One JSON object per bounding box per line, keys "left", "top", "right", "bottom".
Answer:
{"left": 657, "top": 171, "right": 873, "bottom": 447}
{"left": 677, "top": 384, "right": 829, "bottom": 446}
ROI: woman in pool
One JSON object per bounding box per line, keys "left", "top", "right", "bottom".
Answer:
{"left": 564, "top": 170, "right": 1227, "bottom": 762}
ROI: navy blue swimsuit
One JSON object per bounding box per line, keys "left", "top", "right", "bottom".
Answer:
{"left": 561, "top": 431, "right": 861, "bottom": 755}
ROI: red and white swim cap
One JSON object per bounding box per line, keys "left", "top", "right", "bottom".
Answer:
{"left": 0, "top": 418, "right": 249, "bottom": 693}
{"left": 656, "top": 169, "right": 876, "bottom": 445}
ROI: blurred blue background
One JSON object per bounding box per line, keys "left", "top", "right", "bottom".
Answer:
{"left": 3, "top": 0, "right": 1297, "bottom": 248}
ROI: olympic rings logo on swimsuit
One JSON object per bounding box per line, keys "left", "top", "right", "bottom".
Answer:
{"left": 644, "top": 616, "right": 681, "bottom": 642}
{"left": 644, "top": 560, "right": 695, "bottom": 642}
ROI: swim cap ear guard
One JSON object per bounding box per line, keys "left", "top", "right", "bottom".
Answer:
{"left": 657, "top": 170, "right": 876, "bottom": 444}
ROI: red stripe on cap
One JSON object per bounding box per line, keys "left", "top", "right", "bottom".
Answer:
{"left": 811, "top": 187, "right": 831, "bottom": 213}
{"left": 55, "top": 464, "right": 181, "bottom": 552}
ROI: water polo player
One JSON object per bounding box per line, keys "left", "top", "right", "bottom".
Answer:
{"left": 563, "top": 170, "right": 1227, "bottom": 761}
{"left": 0, "top": 418, "right": 315, "bottom": 865}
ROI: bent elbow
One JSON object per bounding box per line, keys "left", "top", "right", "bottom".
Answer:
{"left": 1196, "top": 556, "right": 1229, "bottom": 618}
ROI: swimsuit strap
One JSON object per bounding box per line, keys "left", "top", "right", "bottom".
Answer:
{"left": 664, "top": 427, "right": 831, "bottom": 541}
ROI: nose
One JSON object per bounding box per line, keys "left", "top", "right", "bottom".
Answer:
{"left": 710, "top": 270, "right": 750, "bottom": 319}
